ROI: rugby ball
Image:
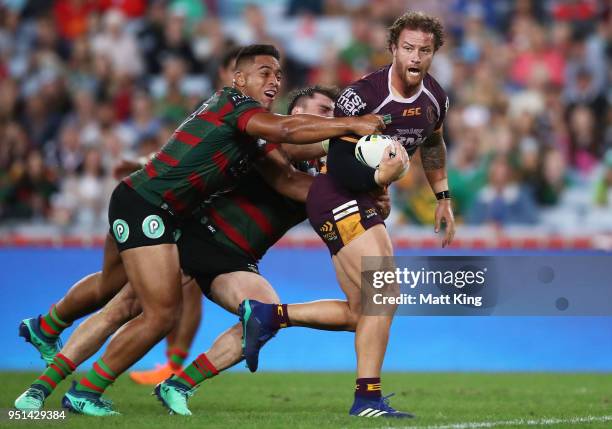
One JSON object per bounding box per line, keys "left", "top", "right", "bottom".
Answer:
{"left": 355, "top": 134, "right": 409, "bottom": 177}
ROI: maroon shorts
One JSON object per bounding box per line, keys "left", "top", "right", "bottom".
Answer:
{"left": 306, "top": 174, "right": 384, "bottom": 255}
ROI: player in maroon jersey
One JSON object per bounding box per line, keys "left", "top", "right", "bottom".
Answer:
{"left": 16, "top": 44, "right": 387, "bottom": 416}
{"left": 240, "top": 12, "right": 456, "bottom": 418}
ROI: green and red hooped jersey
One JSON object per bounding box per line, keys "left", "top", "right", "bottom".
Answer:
{"left": 200, "top": 143, "right": 320, "bottom": 261}
{"left": 203, "top": 164, "right": 308, "bottom": 261}
{"left": 124, "top": 87, "right": 267, "bottom": 217}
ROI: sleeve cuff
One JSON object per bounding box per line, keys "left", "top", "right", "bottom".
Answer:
{"left": 236, "top": 106, "right": 267, "bottom": 133}
{"left": 262, "top": 142, "right": 280, "bottom": 154}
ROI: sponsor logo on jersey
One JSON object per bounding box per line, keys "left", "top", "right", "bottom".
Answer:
{"left": 336, "top": 87, "right": 367, "bottom": 116}
{"left": 112, "top": 219, "right": 129, "bottom": 243}
{"left": 230, "top": 93, "right": 256, "bottom": 107}
{"left": 393, "top": 128, "right": 426, "bottom": 148}
{"left": 365, "top": 207, "right": 378, "bottom": 219}
{"left": 396, "top": 128, "right": 424, "bottom": 137}
{"left": 247, "top": 263, "right": 259, "bottom": 274}
{"left": 142, "top": 215, "right": 165, "bottom": 239}
{"left": 402, "top": 107, "right": 421, "bottom": 117}
{"left": 319, "top": 221, "right": 338, "bottom": 241}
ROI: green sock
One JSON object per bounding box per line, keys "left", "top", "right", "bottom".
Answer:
{"left": 171, "top": 353, "right": 219, "bottom": 388}
{"left": 39, "top": 305, "right": 70, "bottom": 340}
{"left": 167, "top": 347, "right": 188, "bottom": 370}
{"left": 75, "top": 358, "right": 116, "bottom": 395}
{"left": 32, "top": 353, "right": 76, "bottom": 396}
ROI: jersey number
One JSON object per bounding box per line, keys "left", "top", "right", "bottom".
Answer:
{"left": 178, "top": 103, "right": 209, "bottom": 129}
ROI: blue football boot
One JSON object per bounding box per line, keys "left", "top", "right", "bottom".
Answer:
{"left": 238, "top": 299, "right": 278, "bottom": 372}
{"left": 349, "top": 393, "right": 415, "bottom": 418}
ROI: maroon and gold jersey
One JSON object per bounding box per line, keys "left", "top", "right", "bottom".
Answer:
{"left": 125, "top": 87, "right": 267, "bottom": 216}
{"left": 333, "top": 64, "right": 448, "bottom": 156}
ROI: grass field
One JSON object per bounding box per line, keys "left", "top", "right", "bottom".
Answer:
{"left": 1, "top": 372, "right": 611, "bottom": 429}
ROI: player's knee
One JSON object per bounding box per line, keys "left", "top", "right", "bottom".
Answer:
{"left": 103, "top": 303, "right": 131, "bottom": 327}
{"left": 143, "top": 305, "right": 180, "bottom": 334}
{"left": 345, "top": 309, "right": 359, "bottom": 332}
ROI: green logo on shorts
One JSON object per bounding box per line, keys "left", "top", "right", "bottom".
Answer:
{"left": 113, "top": 219, "right": 129, "bottom": 243}
{"left": 173, "top": 228, "right": 182, "bottom": 242}
{"left": 142, "top": 215, "right": 165, "bottom": 239}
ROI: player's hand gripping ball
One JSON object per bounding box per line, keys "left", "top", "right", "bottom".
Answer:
{"left": 355, "top": 135, "right": 410, "bottom": 178}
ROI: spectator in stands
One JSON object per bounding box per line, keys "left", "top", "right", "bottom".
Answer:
{"left": 118, "top": 91, "right": 161, "bottom": 151}
{"left": 338, "top": 9, "right": 373, "bottom": 86}
{"left": 153, "top": 9, "right": 201, "bottom": 74}
{"left": 0, "top": 0, "right": 609, "bottom": 235}
{"left": 232, "top": 3, "right": 275, "bottom": 45}
{"left": 3, "top": 150, "right": 58, "bottom": 221}
{"left": 594, "top": 150, "right": 612, "bottom": 207}
{"left": 510, "top": 23, "right": 565, "bottom": 88}
{"left": 151, "top": 56, "right": 190, "bottom": 125}
{"left": 51, "top": 147, "right": 113, "bottom": 228}
{"left": 52, "top": 123, "right": 83, "bottom": 174}
{"left": 567, "top": 104, "right": 599, "bottom": 172}
{"left": 22, "top": 92, "right": 62, "bottom": 149}
{"left": 392, "top": 158, "right": 436, "bottom": 226}
{"left": 53, "top": 0, "right": 96, "bottom": 42}
{"left": 137, "top": 0, "right": 167, "bottom": 75}
{"left": 467, "top": 155, "right": 538, "bottom": 225}
{"left": 448, "top": 128, "right": 488, "bottom": 218}
{"left": 534, "top": 148, "right": 570, "bottom": 206}
{"left": 90, "top": 9, "right": 143, "bottom": 77}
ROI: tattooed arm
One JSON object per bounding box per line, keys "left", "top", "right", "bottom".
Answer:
{"left": 420, "top": 128, "right": 448, "bottom": 192}
{"left": 419, "top": 127, "right": 455, "bottom": 247}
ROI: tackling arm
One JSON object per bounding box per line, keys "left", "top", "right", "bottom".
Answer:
{"left": 255, "top": 148, "right": 314, "bottom": 203}
{"left": 281, "top": 141, "right": 327, "bottom": 162}
{"left": 245, "top": 112, "right": 385, "bottom": 144}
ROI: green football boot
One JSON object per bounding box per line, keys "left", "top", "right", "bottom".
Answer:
{"left": 14, "top": 386, "right": 47, "bottom": 411}
{"left": 61, "top": 382, "right": 119, "bottom": 416}
{"left": 154, "top": 378, "right": 193, "bottom": 416}
{"left": 19, "top": 317, "right": 61, "bottom": 365}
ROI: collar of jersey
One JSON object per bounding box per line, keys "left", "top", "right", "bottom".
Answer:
{"left": 387, "top": 65, "right": 424, "bottom": 103}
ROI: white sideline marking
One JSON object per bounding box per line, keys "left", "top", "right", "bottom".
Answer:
{"left": 375, "top": 415, "right": 612, "bottom": 429}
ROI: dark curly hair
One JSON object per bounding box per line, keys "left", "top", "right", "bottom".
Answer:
{"left": 286, "top": 85, "right": 340, "bottom": 115}
{"left": 387, "top": 11, "right": 445, "bottom": 52}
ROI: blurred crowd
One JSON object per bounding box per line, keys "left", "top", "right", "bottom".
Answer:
{"left": 0, "top": 0, "right": 610, "bottom": 236}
